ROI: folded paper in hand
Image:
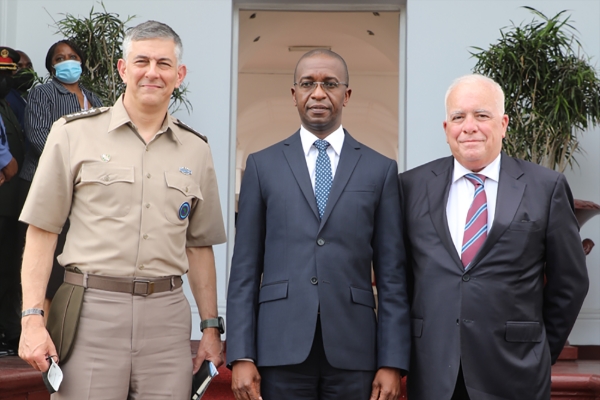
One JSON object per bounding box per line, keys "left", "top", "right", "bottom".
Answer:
{"left": 191, "top": 360, "right": 219, "bottom": 400}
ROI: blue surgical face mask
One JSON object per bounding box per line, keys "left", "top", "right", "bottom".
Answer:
{"left": 53, "top": 60, "right": 82, "bottom": 84}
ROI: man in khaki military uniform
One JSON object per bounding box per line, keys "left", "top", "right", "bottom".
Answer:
{"left": 18, "top": 21, "right": 226, "bottom": 399}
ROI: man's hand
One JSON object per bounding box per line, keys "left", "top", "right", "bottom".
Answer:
{"left": 231, "top": 360, "right": 262, "bottom": 400}
{"left": 370, "top": 367, "right": 402, "bottom": 400}
{"left": 193, "top": 328, "right": 223, "bottom": 373}
{"left": 0, "top": 170, "right": 5, "bottom": 186}
{"left": 1, "top": 157, "right": 18, "bottom": 182}
{"left": 19, "top": 315, "right": 58, "bottom": 372}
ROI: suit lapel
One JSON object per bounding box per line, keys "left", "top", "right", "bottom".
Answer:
{"left": 469, "top": 153, "right": 526, "bottom": 269}
{"left": 427, "top": 157, "right": 463, "bottom": 269}
{"left": 282, "top": 131, "right": 320, "bottom": 220}
{"left": 319, "top": 131, "right": 361, "bottom": 231}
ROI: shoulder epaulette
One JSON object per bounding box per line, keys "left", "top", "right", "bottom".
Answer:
{"left": 63, "top": 107, "right": 109, "bottom": 123}
{"left": 174, "top": 118, "right": 208, "bottom": 143}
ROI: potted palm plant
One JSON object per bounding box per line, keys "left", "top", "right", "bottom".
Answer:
{"left": 471, "top": 6, "right": 600, "bottom": 173}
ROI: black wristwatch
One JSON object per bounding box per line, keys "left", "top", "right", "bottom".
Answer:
{"left": 200, "top": 316, "right": 225, "bottom": 334}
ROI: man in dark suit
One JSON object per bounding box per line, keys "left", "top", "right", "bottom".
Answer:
{"left": 227, "top": 49, "right": 410, "bottom": 400}
{"left": 400, "top": 74, "right": 589, "bottom": 400}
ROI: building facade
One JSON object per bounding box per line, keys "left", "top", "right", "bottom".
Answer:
{"left": 1, "top": 0, "right": 598, "bottom": 344}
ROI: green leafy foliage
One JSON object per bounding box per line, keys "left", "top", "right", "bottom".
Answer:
{"left": 48, "top": 1, "right": 191, "bottom": 113}
{"left": 471, "top": 7, "right": 600, "bottom": 172}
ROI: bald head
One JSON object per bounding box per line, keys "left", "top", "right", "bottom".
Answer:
{"left": 293, "top": 49, "right": 349, "bottom": 84}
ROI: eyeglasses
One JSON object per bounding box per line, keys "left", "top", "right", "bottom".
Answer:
{"left": 294, "top": 81, "right": 349, "bottom": 91}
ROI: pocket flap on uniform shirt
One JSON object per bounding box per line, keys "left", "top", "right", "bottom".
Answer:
{"left": 80, "top": 163, "right": 134, "bottom": 185}
{"left": 505, "top": 321, "right": 542, "bottom": 343}
{"left": 258, "top": 281, "right": 288, "bottom": 303}
{"left": 411, "top": 318, "right": 424, "bottom": 338}
{"left": 165, "top": 171, "right": 202, "bottom": 199}
{"left": 350, "top": 286, "right": 376, "bottom": 308}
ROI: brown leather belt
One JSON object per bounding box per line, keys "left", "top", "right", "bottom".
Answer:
{"left": 64, "top": 270, "right": 182, "bottom": 296}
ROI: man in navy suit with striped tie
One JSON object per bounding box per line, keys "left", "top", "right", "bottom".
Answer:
{"left": 227, "top": 49, "right": 411, "bottom": 400}
{"left": 399, "top": 74, "right": 589, "bottom": 400}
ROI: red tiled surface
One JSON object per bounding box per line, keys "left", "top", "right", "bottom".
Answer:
{"left": 552, "top": 360, "right": 600, "bottom": 399}
{"left": 560, "top": 346, "right": 580, "bottom": 361}
{"left": 1, "top": 349, "right": 598, "bottom": 399}
{"left": 0, "top": 356, "right": 48, "bottom": 400}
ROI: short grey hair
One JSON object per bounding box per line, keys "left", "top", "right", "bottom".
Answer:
{"left": 445, "top": 74, "right": 505, "bottom": 116}
{"left": 122, "top": 20, "right": 183, "bottom": 64}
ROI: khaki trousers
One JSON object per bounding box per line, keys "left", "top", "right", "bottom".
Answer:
{"left": 52, "top": 286, "right": 193, "bottom": 400}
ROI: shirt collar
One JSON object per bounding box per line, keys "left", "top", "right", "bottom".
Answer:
{"left": 108, "top": 94, "right": 178, "bottom": 143}
{"left": 299, "top": 124, "right": 345, "bottom": 157}
{"left": 452, "top": 153, "right": 502, "bottom": 183}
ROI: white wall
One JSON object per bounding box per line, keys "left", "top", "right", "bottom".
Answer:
{"left": 405, "top": 0, "right": 600, "bottom": 344}
{"left": 2, "top": 0, "right": 234, "bottom": 339}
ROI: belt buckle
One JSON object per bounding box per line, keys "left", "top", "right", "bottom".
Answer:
{"left": 133, "top": 279, "right": 155, "bottom": 296}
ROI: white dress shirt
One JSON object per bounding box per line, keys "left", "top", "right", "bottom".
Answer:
{"left": 446, "top": 154, "right": 501, "bottom": 262}
{"left": 299, "top": 124, "right": 345, "bottom": 192}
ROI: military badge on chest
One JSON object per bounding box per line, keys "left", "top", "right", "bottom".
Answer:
{"left": 176, "top": 166, "right": 193, "bottom": 220}
{"left": 179, "top": 202, "right": 191, "bottom": 220}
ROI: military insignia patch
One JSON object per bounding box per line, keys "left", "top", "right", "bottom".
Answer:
{"left": 101, "top": 154, "right": 111, "bottom": 162}
{"left": 174, "top": 119, "right": 208, "bottom": 143}
{"left": 179, "top": 167, "right": 192, "bottom": 175}
{"left": 63, "top": 107, "right": 109, "bottom": 123}
{"left": 179, "top": 202, "right": 191, "bottom": 220}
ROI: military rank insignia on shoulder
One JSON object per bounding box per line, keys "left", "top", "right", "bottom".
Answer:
{"left": 63, "top": 107, "right": 109, "bottom": 123}
{"left": 174, "top": 118, "right": 208, "bottom": 143}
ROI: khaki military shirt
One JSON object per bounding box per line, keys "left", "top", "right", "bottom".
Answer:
{"left": 20, "top": 95, "right": 226, "bottom": 277}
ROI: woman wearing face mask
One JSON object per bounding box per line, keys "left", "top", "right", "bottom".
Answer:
{"left": 19, "top": 40, "right": 103, "bottom": 319}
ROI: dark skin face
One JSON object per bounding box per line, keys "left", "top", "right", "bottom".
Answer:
{"left": 291, "top": 54, "right": 351, "bottom": 139}
{"left": 51, "top": 43, "right": 81, "bottom": 73}
{"left": 16, "top": 51, "right": 32, "bottom": 70}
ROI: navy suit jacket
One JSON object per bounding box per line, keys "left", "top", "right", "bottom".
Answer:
{"left": 227, "top": 130, "right": 410, "bottom": 372}
{"left": 400, "top": 154, "right": 589, "bottom": 400}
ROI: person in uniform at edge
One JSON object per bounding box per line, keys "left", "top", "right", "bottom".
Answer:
{"left": 399, "top": 74, "right": 589, "bottom": 400}
{"left": 18, "top": 20, "right": 226, "bottom": 399}
{"left": 227, "top": 49, "right": 410, "bottom": 400}
{"left": 0, "top": 46, "right": 25, "bottom": 357}
{"left": 6, "top": 50, "right": 33, "bottom": 129}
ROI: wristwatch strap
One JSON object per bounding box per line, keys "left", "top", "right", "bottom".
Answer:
{"left": 200, "top": 317, "right": 224, "bottom": 334}
{"left": 22, "top": 308, "right": 45, "bottom": 318}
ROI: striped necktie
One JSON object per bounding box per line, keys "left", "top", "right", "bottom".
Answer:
{"left": 314, "top": 140, "right": 332, "bottom": 219}
{"left": 461, "top": 174, "right": 488, "bottom": 268}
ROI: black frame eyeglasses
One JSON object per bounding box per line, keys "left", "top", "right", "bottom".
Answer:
{"left": 294, "top": 81, "right": 349, "bottom": 91}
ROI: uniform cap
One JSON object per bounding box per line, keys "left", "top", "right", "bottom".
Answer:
{"left": 0, "top": 47, "right": 20, "bottom": 71}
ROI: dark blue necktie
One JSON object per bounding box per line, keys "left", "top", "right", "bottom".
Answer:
{"left": 314, "top": 140, "right": 332, "bottom": 219}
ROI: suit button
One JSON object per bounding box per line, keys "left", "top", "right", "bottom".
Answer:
{"left": 317, "top": 238, "right": 325, "bottom": 246}
{"left": 462, "top": 274, "right": 470, "bottom": 282}
{"left": 310, "top": 277, "right": 318, "bottom": 285}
